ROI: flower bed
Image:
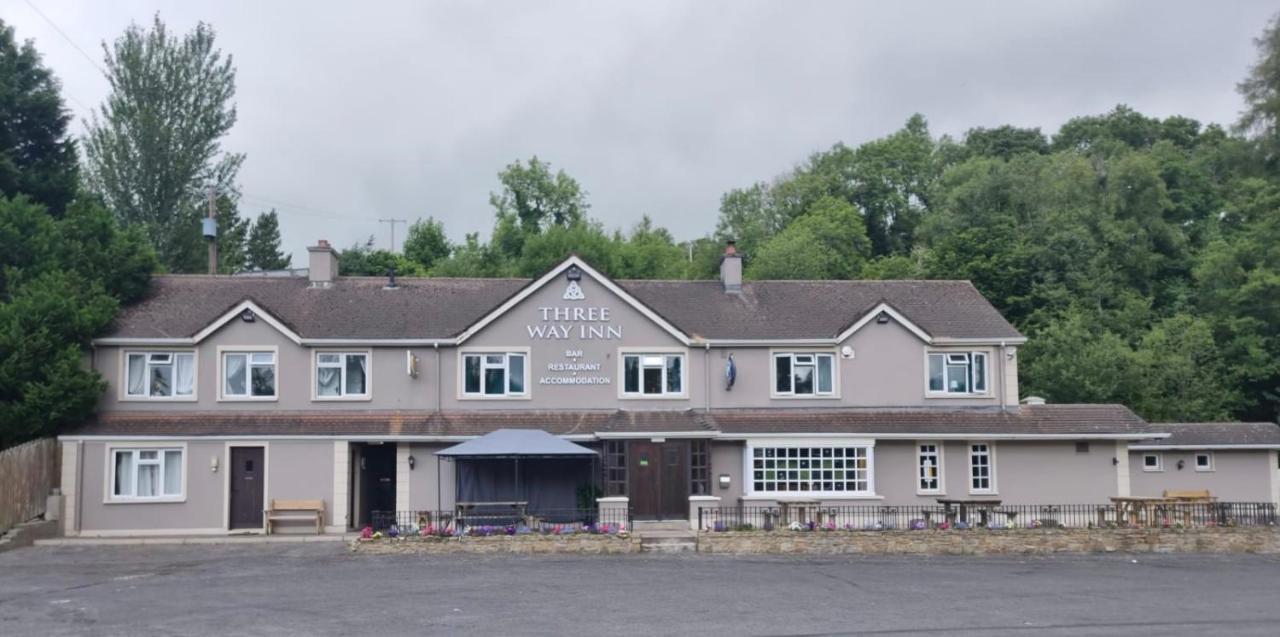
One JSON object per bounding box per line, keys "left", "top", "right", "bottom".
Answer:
{"left": 350, "top": 520, "right": 638, "bottom": 555}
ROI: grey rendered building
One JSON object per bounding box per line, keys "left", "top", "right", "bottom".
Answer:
{"left": 55, "top": 242, "right": 1280, "bottom": 536}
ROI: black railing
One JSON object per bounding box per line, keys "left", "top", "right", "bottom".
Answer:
{"left": 697, "top": 502, "right": 1279, "bottom": 532}
{"left": 368, "top": 507, "right": 631, "bottom": 536}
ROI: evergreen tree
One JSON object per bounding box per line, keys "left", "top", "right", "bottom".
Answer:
{"left": 245, "top": 210, "right": 291, "bottom": 270}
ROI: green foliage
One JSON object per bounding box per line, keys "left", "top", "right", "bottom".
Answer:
{"left": 748, "top": 197, "right": 870, "bottom": 279}
{"left": 338, "top": 242, "right": 427, "bottom": 277}
{"left": 963, "top": 126, "right": 1049, "bottom": 160}
{"left": 83, "top": 14, "right": 243, "bottom": 273}
{"left": 0, "top": 20, "right": 78, "bottom": 215}
{"left": 1238, "top": 12, "right": 1280, "bottom": 164}
{"left": 215, "top": 196, "right": 248, "bottom": 274}
{"left": 0, "top": 195, "right": 155, "bottom": 448}
{"left": 245, "top": 210, "right": 291, "bottom": 271}
{"left": 403, "top": 218, "right": 451, "bottom": 271}
{"left": 489, "top": 156, "right": 587, "bottom": 234}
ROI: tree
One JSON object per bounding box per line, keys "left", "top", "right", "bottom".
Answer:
{"left": 215, "top": 195, "right": 248, "bottom": 274}
{"left": 748, "top": 196, "right": 871, "bottom": 279}
{"left": 1238, "top": 12, "right": 1280, "bottom": 164}
{"left": 614, "top": 216, "right": 688, "bottom": 279}
{"left": 963, "top": 125, "right": 1049, "bottom": 160}
{"left": 0, "top": 20, "right": 78, "bottom": 214}
{"left": 338, "top": 242, "right": 426, "bottom": 277}
{"left": 0, "top": 195, "right": 155, "bottom": 448}
{"left": 489, "top": 156, "right": 587, "bottom": 235}
{"left": 82, "top": 15, "right": 243, "bottom": 272}
{"left": 403, "top": 217, "right": 450, "bottom": 271}
{"left": 245, "top": 210, "right": 291, "bottom": 271}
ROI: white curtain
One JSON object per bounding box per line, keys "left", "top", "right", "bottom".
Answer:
{"left": 114, "top": 452, "right": 134, "bottom": 496}
{"left": 224, "top": 354, "right": 246, "bottom": 395}
{"left": 163, "top": 450, "right": 182, "bottom": 496}
{"left": 317, "top": 367, "right": 340, "bottom": 395}
{"left": 137, "top": 463, "right": 158, "bottom": 497}
{"left": 175, "top": 354, "right": 195, "bottom": 396}
{"left": 126, "top": 355, "right": 146, "bottom": 395}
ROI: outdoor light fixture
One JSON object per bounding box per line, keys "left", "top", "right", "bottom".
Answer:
{"left": 876, "top": 311, "right": 890, "bottom": 324}
{"left": 1112, "top": 457, "right": 1119, "bottom": 466}
{"left": 1177, "top": 459, "right": 1185, "bottom": 470}
{"left": 566, "top": 265, "right": 582, "bottom": 281}
{"left": 240, "top": 308, "right": 255, "bottom": 322}
{"left": 718, "top": 474, "right": 731, "bottom": 490}
{"left": 407, "top": 455, "right": 416, "bottom": 470}
{"left": 211, "top": 456, "right": 219, "bottom": 473}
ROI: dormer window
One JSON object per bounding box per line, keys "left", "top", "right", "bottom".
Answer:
{"left": 927, "top": 352, "right": 988, "bottom": 395}
{"left": 124, "top": 351, "right": 195, "bottom": 399}
{"left": 773, "top": 352, "right": 836, "bottom": 397}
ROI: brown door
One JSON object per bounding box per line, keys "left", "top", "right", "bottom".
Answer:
{"left": 229, "top": 447, "right": 265, "bottom": 530}
{"left": 629, "top": 441, "right": 688, "bottom": 520}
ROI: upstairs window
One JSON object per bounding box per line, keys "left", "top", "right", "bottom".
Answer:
{"left": 223, "top": 351, "right": 276, "bottom": 399}
{"left": 463, "top": 352, "right": 526, "bottom": 397}
{"left": 623, "top": 353, "right": 684, "bottom": 396}
{"left": 316, "top": 352, "right": 369, "bottom": 398}
{"left": 928, "top": 352, "right": 988, "bottom": 395}
{"left": 125, "top": 352, "right": 195, "bottom": 398}
{"left": 773, "top": 352, "right": 835, "bottom": 397}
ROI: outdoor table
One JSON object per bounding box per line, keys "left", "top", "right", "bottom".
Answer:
{"left": 1110, "top": 496, "right": 1176, "bottom": 527}
{"left": 455, "top": 501, "right": 528, "bottom": 526}
{"left": 936, "top": 498, "right": 1002, "bottom": 527}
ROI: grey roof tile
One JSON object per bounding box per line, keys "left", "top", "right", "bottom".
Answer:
{"left": 1136, "top": 422, "right": 1280, "bottom": 447}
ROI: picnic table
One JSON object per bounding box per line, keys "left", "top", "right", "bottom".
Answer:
{"left": 1109, "top": 496, "right": 1215, "bottom": 527}
{"left": 936, "top": 498, "right": 1002, "bottom": 526}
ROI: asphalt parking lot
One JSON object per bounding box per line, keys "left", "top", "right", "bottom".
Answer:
{"left": 1, "top": 544, "right": 1278, "bottom": 636}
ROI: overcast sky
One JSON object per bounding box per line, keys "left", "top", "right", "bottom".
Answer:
{"left": 4, "top": 1, "right": 1276, "bottom": 265}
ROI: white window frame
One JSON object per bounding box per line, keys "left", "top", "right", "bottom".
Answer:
{"left": 104, "top": 444, "right": 187, "bottom": 503}
{"left": 311, "top": 350, "right": 372, "bottom": 401}
{"left": 743, "top": 439, "right": 876, "bottom": 498}
{"left": 119, "top": 349, "right": 198, "bottom": 401}
{"left": 770, "top": 350, "right": 839, "bottom": 399}
{"left": 916, "top": 441, "right": 945, "bottom": 495}
{"left": 925, "top": 351, "right": 990, "bottom": 397}
{"left": 967, "top": 441, "right": 996, "bottom": 495}
{"left": 458, "top": 348, "right": 530, "bottom": 400}
{"left": 1142, "top": 452, "right": 1164, "bottom": 472}
{"left": 1194, "top": 451, "right": 1214, "bottom": 472}
{"left": 218, "top": 346, "right": 278, "bottom": 401}
{"left": 618, "top": 348, "right": 688, "bottom": 399}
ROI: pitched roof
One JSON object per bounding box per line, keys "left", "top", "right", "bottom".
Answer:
{"left": 102, "top": 272, "right": 1021, "bottom": 342}
{"left": 1133, "top": 422, "right": 1280, "bottom": 448}
{"left": 63, "top": 405, "right": 1146, "bottom": 439}
{"left": 704, "top": 404, "right": 1150, "bottom": 437}
{"left": 436, "top": 429, "right": 598, "bottom": 457}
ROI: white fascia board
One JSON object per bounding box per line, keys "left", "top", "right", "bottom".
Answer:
{"left": 834, "top": 303, "right": 932, "bottom": 344}
{"left": 594, "top": 431, "right": 718, "bottom": 439}
{"left": 715, "top": 432, "right": 1162, "bottom": 441}
{"left": 93, "top": 337, "right": 195, "bottom": 346}
{"left": 1128, "top": 444, "right": 1280, "bottom": 451}
{"left": 299, "top": 338, "right": 455, "bottom": 346}
{"left": 931, "top": 337, "right": 1028, "bottom": 345}
{"left": 191, "top": 300, "right": 303, "bottom": 346}
{"left": 698, "top": 339, "right": 835, "bottom": 347}
{"left": 453, "top": 256, "right": 692, "bottom": 346}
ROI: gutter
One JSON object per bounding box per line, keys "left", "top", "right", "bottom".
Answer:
{"left": 59, "top": 431, "right": 1167, "bottom": 443}
{"left": 1128, "top": 444, "right": 1280, "bottom": 451}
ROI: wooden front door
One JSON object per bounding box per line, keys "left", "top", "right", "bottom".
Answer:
{"left": 229, "top": 446, "right": 265, "bottom": 530}
{"left": 358, "top": 444, "right": 397, "bottom": 527}
{"left": 629, "top": 441, "right": 688, "bottom": 520}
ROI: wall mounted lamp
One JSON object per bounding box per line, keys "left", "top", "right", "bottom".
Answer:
{"left": 211, "top": 456, "right": 219, "bottom": 473}
{"left": 407, "top": 455, "right": 416, "bottom": 470}
{"left": 239, "top": 308, "right": 255, "bottom": 322}
{"left": 1176, "top": 459, "right": 1185, "bottom": 470}
{"left": 718, "top": 474, "right": 731, "bottom": 490}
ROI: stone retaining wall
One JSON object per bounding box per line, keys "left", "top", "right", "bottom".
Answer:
{"left": 697, "top": 528, "right": 1280, "bottom": 555}
{"left": 351, "top": 534, "right": 640, "bottom": 555}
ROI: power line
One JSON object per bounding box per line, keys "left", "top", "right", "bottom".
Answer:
{"left": 21, "top": 0, "right": 108, "bottom": 78}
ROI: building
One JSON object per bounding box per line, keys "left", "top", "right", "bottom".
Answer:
{"left": 55, "top": 242, "right": 1280, "bottom": 536}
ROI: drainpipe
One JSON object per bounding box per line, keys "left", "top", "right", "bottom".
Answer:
{"left": 998, "top": 341, "right": 1007, "bottom": 413}
{"left": 703, "top": 342, "right": 711, "bottom": 412}
{"left": 434, "top": 343, "right": 441, "bottom": 413}
{"left": 75, "top": 440, "right": 84, "bottom": 535}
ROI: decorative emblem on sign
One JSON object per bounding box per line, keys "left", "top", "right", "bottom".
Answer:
{"left": 563, "top": 280, "right": 585, "bottom": 300}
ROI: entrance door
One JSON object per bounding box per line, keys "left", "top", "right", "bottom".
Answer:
{"left": 629, "top": 441, "right": 688, "bottom": 520}
{"left": 358, "top": 444, "right": 397, "bottom": 527}
{"left": 229, "top": 446, "right": 265, "bottom": 530}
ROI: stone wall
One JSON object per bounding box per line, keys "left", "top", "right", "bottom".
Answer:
{"left": 697, "top": 528, "right": 1280, "bottom": 555}
{"left": 351, "top": 534, "right": 641, "bottom": 555}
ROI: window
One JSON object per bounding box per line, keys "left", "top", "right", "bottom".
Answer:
{"left": 223, "top": 351, "right": 276, "bottom": 398}
{"left": 969, "top": 443, "right": 994, "bottom": 493}
{"left": 918, "top": 443, "right": 942, "bottom": 493}
{"left": 690, "top": 440, "right": 710, "bottom": 495}
{"left": 927, "top": 352, "right": 988, "bottom": 395}
{"left": 1075, "top": 442, "right": 1090, "bottom": 453}
{"left": 750, "top": 445, "right": 871, "bottom": 495}
{"left": 623, "top": 353, "right": 684, "bottom": 396}
{"left": 125, "top": 352, "right": 195, "bottom": 398}
{"left": 1142, "top": 453, "right": 1163, "bottom": 472}
{"left": 773, "top": 353, "right": 835, "bottom": 396}
{"left": 315, "top": 352, "right": 369, "bottom": 398}
{"left": 1195, "top": 452, "right": 1214, "bottom": 472}
{"left": 462, "top": 352, "right": 526, "bottom": 397}
{"left": 603, "top": 440, "right": 627, "bottom": 497}
{"left": 111, "top": 448, "right": 183, "bottom": 500}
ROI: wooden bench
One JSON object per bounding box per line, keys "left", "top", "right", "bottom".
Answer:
{"left": 1163, "top": 489, "right": 1215, "bottom": 502}
{"left": 265, "top": 499, "right": 325, "bottom": 535}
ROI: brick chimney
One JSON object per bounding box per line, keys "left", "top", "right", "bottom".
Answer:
{"left": 720, "top": 240, "right": 742, "bottom": 293}
{"left": 307, "top": 239, "right": 339, "bottom": 287}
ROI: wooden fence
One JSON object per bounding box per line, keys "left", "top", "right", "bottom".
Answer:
{"left": 0, "top": 438, "right": 60, "bottom": 534}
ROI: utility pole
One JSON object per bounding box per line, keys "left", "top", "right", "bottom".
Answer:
{"left": 378, "top": 218, "right": 407, "bottom": 252}
{"left": 203, "top": 186, "right": 218, "bottom": 274}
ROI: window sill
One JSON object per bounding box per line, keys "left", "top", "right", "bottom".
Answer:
{"left": 769, "top": 394, "right": 841, "bottom": 400}
{"left": 924, "top": 392, "right": 991, "bottom": 399}
{"left": 217, "top": 396, "right": 279, "bottom": 403}
{"left": 968, "top": 491, "right": 999, "bottom": 497}
{"left": 740, "top": 494, "right": 884, "bottom": 501}
{"left": 917, "top": 490, "right": 945, "bottom": 497}
{"left": 458, "top": 394, "right": 531, "bottom": 401}
{"left": 119, "top": 396, "right": 198, "bottom": 402}
{"left": 104, "top": 497, "right": 187, "bottom": 505}
{"left": 619, "top": 394, "right": 688, "bottom": 400}
{"left": 1195, "top": 468, "right": 1215, "bottom": 473}
{"left": 1142, "top": 468, "right": 1164, "bottom": 473}
{"left": 312, "top": 395, "right": 373, "bottom": 402}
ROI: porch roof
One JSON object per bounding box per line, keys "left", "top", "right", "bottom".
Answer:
{"left": 435, "top": 428, "right": 598, "bottom": 458}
